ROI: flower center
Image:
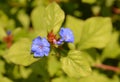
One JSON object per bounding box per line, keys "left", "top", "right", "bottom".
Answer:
{"left": 39, "top": 45, "right": 44, "bottom": 49}
{"left": 64, "top": 35, "right": 67, "bottom": 40}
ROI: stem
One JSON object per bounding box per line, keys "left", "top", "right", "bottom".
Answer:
{"left": 94, "top": 64, "right": 120, "bottom": 73}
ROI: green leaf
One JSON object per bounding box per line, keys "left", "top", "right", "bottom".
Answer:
{"left": 45, "top": 2, "right": 65, "bottom": 34}
{"left": 0, "top": 27, "right": 7, "bottom": 41}
{"left": 13, "top": 65, "right": 22, "bottom": 79}
{"left": 82, "top": 0, "right": 96, "bottom": 4}
{"left": 91, "top": 6, "right": 101, "bottom": 15}
{"left": 79, "top": 71, "right": 119, "bottom": 82}
{"left": 6, "top": 19, "right": 15, "bottom": 31}
{"left": 52, "top": 77, "right": 77, "bottom": 82}
{"left": 4, "top": 38, "right": 39, "bottom": 66}
{"left": 61, "top": 50, "right": 91, "bottom": 78}
{"left": 0, "top": 74, "right": 13, "bottom": 82}
{"left": 105, "top": 0, "right": 114, "bottom": 7}
{"left": 101, "top": 32, "right": 120, "bottom": 60}
{"left": 17, "top": 10, "right": 30, "bottom": 29}
{"left": 0, "top": 10, "right": 8, "bottom": 28}
{"left": 0, "top": 60, "right": 5, "bottom": 74}
{"left": 78, "top": 17, "right": 112, "bottom": 50}
{"left": 30, "top": 58, "right": 50, "bottom": 82}
{"left": 31, "top": 2, "right": 65, "bottom": 35}
{"left": 65, "top": 15, "right": 84, "bottom": 44}
{"left": 13, "top": 28, "right": 30, "bottom": 41}
{"left": 20, "top": 66, "right": 32, "bottom": 79}
{"left": 31, "top": 5, "right": 47, "bottom": 35}
{"left": 85, "top": 48, "right": 101, "bottom": 66}
{"left": 48, "top": 55, "right": 61, "bottom": 76}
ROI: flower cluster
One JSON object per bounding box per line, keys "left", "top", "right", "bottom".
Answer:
{"left": 31, "top": 27, "right": 74, "bottom": 57}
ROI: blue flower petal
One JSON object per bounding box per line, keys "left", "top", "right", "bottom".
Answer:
{"left": 34, "top": 52, "right": 44, "bottom": 57}
{"left": 32, "top": 36, "right": 42, "bottom": 45}
{"left": 42, "top": 38, "right": 50, "bottom": 47}
{"left": 59, "top": 27, "right": 74, "bottom": 43}
{"left": 31, "top": 44, "right": 39, "bottom": 53}
{"left": 31, "top": 36, "right": 50, "bottom": 57}
{"left": 56, "top": 38, "right": 64, "bottom": 45}
{"left": 43, "top": 47, "right": 50, "bottom": 56}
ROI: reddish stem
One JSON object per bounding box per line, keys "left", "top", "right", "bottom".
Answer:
{"left": 94, "top": 64, "right": 120, "bottom": 72}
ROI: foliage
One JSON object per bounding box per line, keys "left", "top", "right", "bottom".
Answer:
{"left": 0, "top": 0, "right": 120, "bottom": 82}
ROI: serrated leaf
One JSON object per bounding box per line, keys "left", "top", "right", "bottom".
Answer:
{"left": 31, "top": 5, "right": 47, "bottom": 35}
{"left": 45, "top": 2, "right": 65, "bottom": 34}
{"left": 78, "top": 17, "right": 112, "bottom": 50}
{"left": 48, "top": 55, "right": 61, "bottom": 76}
{"left": 61, "top": 50, "right": 91, "bottom": 78}
{"left": 31, "top": 2, "right": 65, "bottom": 35}
{"left": 4, "top": 38, "right": 39, "bottom": 66}
{"left": 101, "top": 32, "right": 120, "bottom": 60}
{"left": 65, "top": 15, "right": 84, "bottom": 44}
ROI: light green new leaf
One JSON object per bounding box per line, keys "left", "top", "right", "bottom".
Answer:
{"left": 65, "top": 15, "right": 84, "bottom": 44}
{"left": 0, "top": 27, "right": 7, "bottom": 41}
{"left": 4, "top": 38, "right": 39, "bottom": 66}
{"left": 46, "top": 2, "right": 65, "bottom": 34}
{"left": 78, "top": 17, "right": 112, "bottom": 50}
{"left": 31, "top": 2, "right": 65, "bottom": 34}
{"left": 82, "top": 0, "right": 96, "bottom": 4}
{"left": 17, "top": 10, "right": 30, "bottom": 29}
{"left": 31, "top": 6, "right": 46, "bottom": 32}
{"left": 61, "top": 50, "right": 91, "bottom": 78}
{"left": 101, "top": 32, "right": 120, "bottom": 60}
{"left": 48, "top": 55, "right": 61, "bottom": 76}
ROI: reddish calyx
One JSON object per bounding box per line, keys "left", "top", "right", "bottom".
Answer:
{"left": 3, "top": 34, "right": 13, "bottom": 48}
{"left": 47, "top": 30, "right": 57, "bottom": 44}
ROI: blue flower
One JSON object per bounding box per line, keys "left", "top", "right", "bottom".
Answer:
{"left": 59, "top": 27, "right": 74, "bottom": 43}
{"left": 7, "top": 30, "right": 11, "bottom": 35}
{"left": 31, "top": 36, "right": 50, "bottom": 57}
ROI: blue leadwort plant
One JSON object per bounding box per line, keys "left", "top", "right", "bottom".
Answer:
{"left": 31, "top": 27, "right": 74, "bottom": 57}
{"left": 31, "top": 36, "right": 50, "bottom": 57}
